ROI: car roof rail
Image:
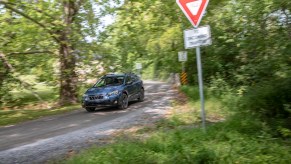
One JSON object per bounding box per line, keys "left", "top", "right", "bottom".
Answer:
{"left": 104, "top": 72, "right": 129, "bottom": 76}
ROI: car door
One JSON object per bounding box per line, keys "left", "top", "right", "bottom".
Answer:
{"left": 125, "top": 75, "right": 135, "bottom": 99}
{"left": 132, "top": 75, "right": 140, "bottom": 95}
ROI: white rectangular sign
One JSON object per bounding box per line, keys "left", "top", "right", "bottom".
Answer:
{"left": 136, "top": 63, "right": 142, "bottom": 69}
{"left": 184, "top": 25, "right": 212, "bottom": 49}
{"left": 178, "top": 51, "right": 187, "bottom": 62}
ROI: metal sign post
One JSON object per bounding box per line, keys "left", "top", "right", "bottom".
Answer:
{"left": 178, "top": 51, "right": 187, "bottom": 72}
{"left": 178, "top": 51, "right": 188, "bottom": 85}
{"left": 183, "top": 26, "right": 211, "bottom": 132}
{"left": 196, "top": 47, "right": 206, "bottom": 131}
{"left": 182, "top": 62, "right": 185, "bottom": 72}
{"left": 177, "top": 0, "right": 210, "bottom": 132}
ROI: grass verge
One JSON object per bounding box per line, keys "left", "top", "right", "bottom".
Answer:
{"left": 0, "top": 105, "right": 81, "bottom": 126}
{"left": 1, "top": 82, "right": 85, "bottom": 126}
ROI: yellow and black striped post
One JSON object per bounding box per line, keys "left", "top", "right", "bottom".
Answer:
{"left": 180, "top": 72, "right": 188, "bottom": 85}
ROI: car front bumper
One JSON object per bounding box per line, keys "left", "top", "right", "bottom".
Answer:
{"left": 81, "top": 95, "right": 120, "bottom": 108}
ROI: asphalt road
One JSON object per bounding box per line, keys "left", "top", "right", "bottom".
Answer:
{"left": 0, "top": 81, "right": 177, "bottom": 164}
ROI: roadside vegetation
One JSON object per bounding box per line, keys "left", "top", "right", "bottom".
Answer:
{"left": 1, "top": 1, "right": 290, "bottom": 116}
{"left": 0, "top": 78, "right": 86, "bottom": 126}
{"left": 63, "top": 85, "right": 291, "bottom": 163}
{"left": 0, "top": 0, "right": 290, "bottom": 162}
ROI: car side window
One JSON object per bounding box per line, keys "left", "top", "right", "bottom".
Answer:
{"left": 105, "top": 77, "right": 113, "bottom": 85}
{"left": 131, "top": 76, "right": 135, "bottom": 82}
{"left": 133, "top": 75, "right": 141, "bottom": 82}
{"left": 125, "top": 76, "right": 132, "bottom": 84}
{"left": 94, "top": 78, "right": 106, "bottom": 87}
{"left": 116, "top": 77, "right": 124, "bottom": 85}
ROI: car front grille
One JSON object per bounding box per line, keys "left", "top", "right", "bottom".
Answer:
{"left": 89, "top": 95, "right": 104, "bottom": 100}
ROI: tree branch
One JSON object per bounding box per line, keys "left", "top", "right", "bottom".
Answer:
{"left": 4, "top": 1, "right": 60, "bottom": 27}
{"left": 0, "top": 1, "right": 60, "bottom": 43}
{"left": 0, "top": 51, "right": 44, "bottom": 103}
{"left": 282, "top": 8, "right": 291, "bottom": 40}
{"left": 8, "top": 51, "right": 54, "bottom": 55}
{"left": 0, "top": 52, "right": 14, "bottom": 71}
{"left": 32, "top": 8, "right": 59, "bottom": 26}
{"left": 76, "top": 0, "right": 86, "bottom": 11}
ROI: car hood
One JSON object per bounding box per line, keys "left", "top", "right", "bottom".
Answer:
{"left": 85, "top": 86, "right": 120, "bottom": 95}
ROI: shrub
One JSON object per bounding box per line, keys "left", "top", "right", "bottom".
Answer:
{"left": 240, "top": 78, "right": 291, "bottom": 119}
{"left": 180, "top": 85, "right": 201, "bottom": 101}
{"left": 238, "top": 78, "right": 291, "bottom": 135}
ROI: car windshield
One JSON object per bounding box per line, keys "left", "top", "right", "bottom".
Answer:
{"left": 93, "top": 76, "right": 125, "bottom": 87}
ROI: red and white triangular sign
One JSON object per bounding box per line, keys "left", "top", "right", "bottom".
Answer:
{"left": 176, "top": 0, "right": 209, "bottom": 28}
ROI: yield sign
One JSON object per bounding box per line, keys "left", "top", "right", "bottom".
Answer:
{"left": 176, "top": 0, "right": 209, "bottom": 28}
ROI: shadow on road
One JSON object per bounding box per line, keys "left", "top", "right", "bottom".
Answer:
{"left": 84, "top": 100, "right": 145, "bottom": 113}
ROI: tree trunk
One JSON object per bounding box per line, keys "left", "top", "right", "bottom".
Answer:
{"left": 59, "top": 42, "right": 78, "bottom": 105}
{"left": 0, "top": 52, "right": 12, "bottom": 93}
{"left": 58, "top": 1, "right": 79, "bottom": 105}
{"left": 1, "top": 0, "right": 84, "bottom": 105}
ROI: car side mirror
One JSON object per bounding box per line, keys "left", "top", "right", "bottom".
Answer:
{"left": 126, "top": 81, "right": 133, "bottom": 85}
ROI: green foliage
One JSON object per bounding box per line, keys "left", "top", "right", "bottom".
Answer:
{"left": 240, "top": 78, "right": 291, "bottom": 118}
{"left": 180, "top": 85, "right": 237, "bottom": 117}
{"left": 208, "top": 74, "right": 232, "bottom": 98}
{"left": 97, "top": 0, "right": 186, "bottom": 79}
{"left": 278, "top": 127, "right": 291, "bottom": 138}
{"left": 98, "top": 0, "right": 291, "bottom": 126}
{"left": 180, "top": 85, "right": 201, "bottom": 101}
{"left": 0, "top": 0, "right": 113, "bottom": 106}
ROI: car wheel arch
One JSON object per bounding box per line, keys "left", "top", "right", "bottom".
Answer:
{"left": 122, "top": 90, "right": 128, "bottom": 96}
{"left": 118, "top": 92, "right": 129, "bottom": 109}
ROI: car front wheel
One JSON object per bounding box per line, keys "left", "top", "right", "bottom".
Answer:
{"left": 138, "top": 88, "right": 144, "bottom": 102}
{"left": 85, "top": 107, "right": 95, "bottom": 112}
{"left": 118, "top": 93, "right": 128, "bottom": 109}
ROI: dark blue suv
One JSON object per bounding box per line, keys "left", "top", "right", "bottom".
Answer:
{"left": 82, "top": 73, "right": 144, "bottom": 112}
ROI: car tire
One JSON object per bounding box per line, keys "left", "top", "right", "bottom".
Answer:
{"left": 118, "top": 93, "right": 128, "bottom": 109}
{"left": 85, "top": 107, "right": 95, "bottom": 112}
{"left": 138, "top": 88, "right": 144, "bottom": 102}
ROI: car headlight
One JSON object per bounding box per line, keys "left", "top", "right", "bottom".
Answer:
{"left": 83, "top": 94, "right": 88, "bottom": 100}
{"left": 107, "top": 90, "right": 119, "bottom": 96}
